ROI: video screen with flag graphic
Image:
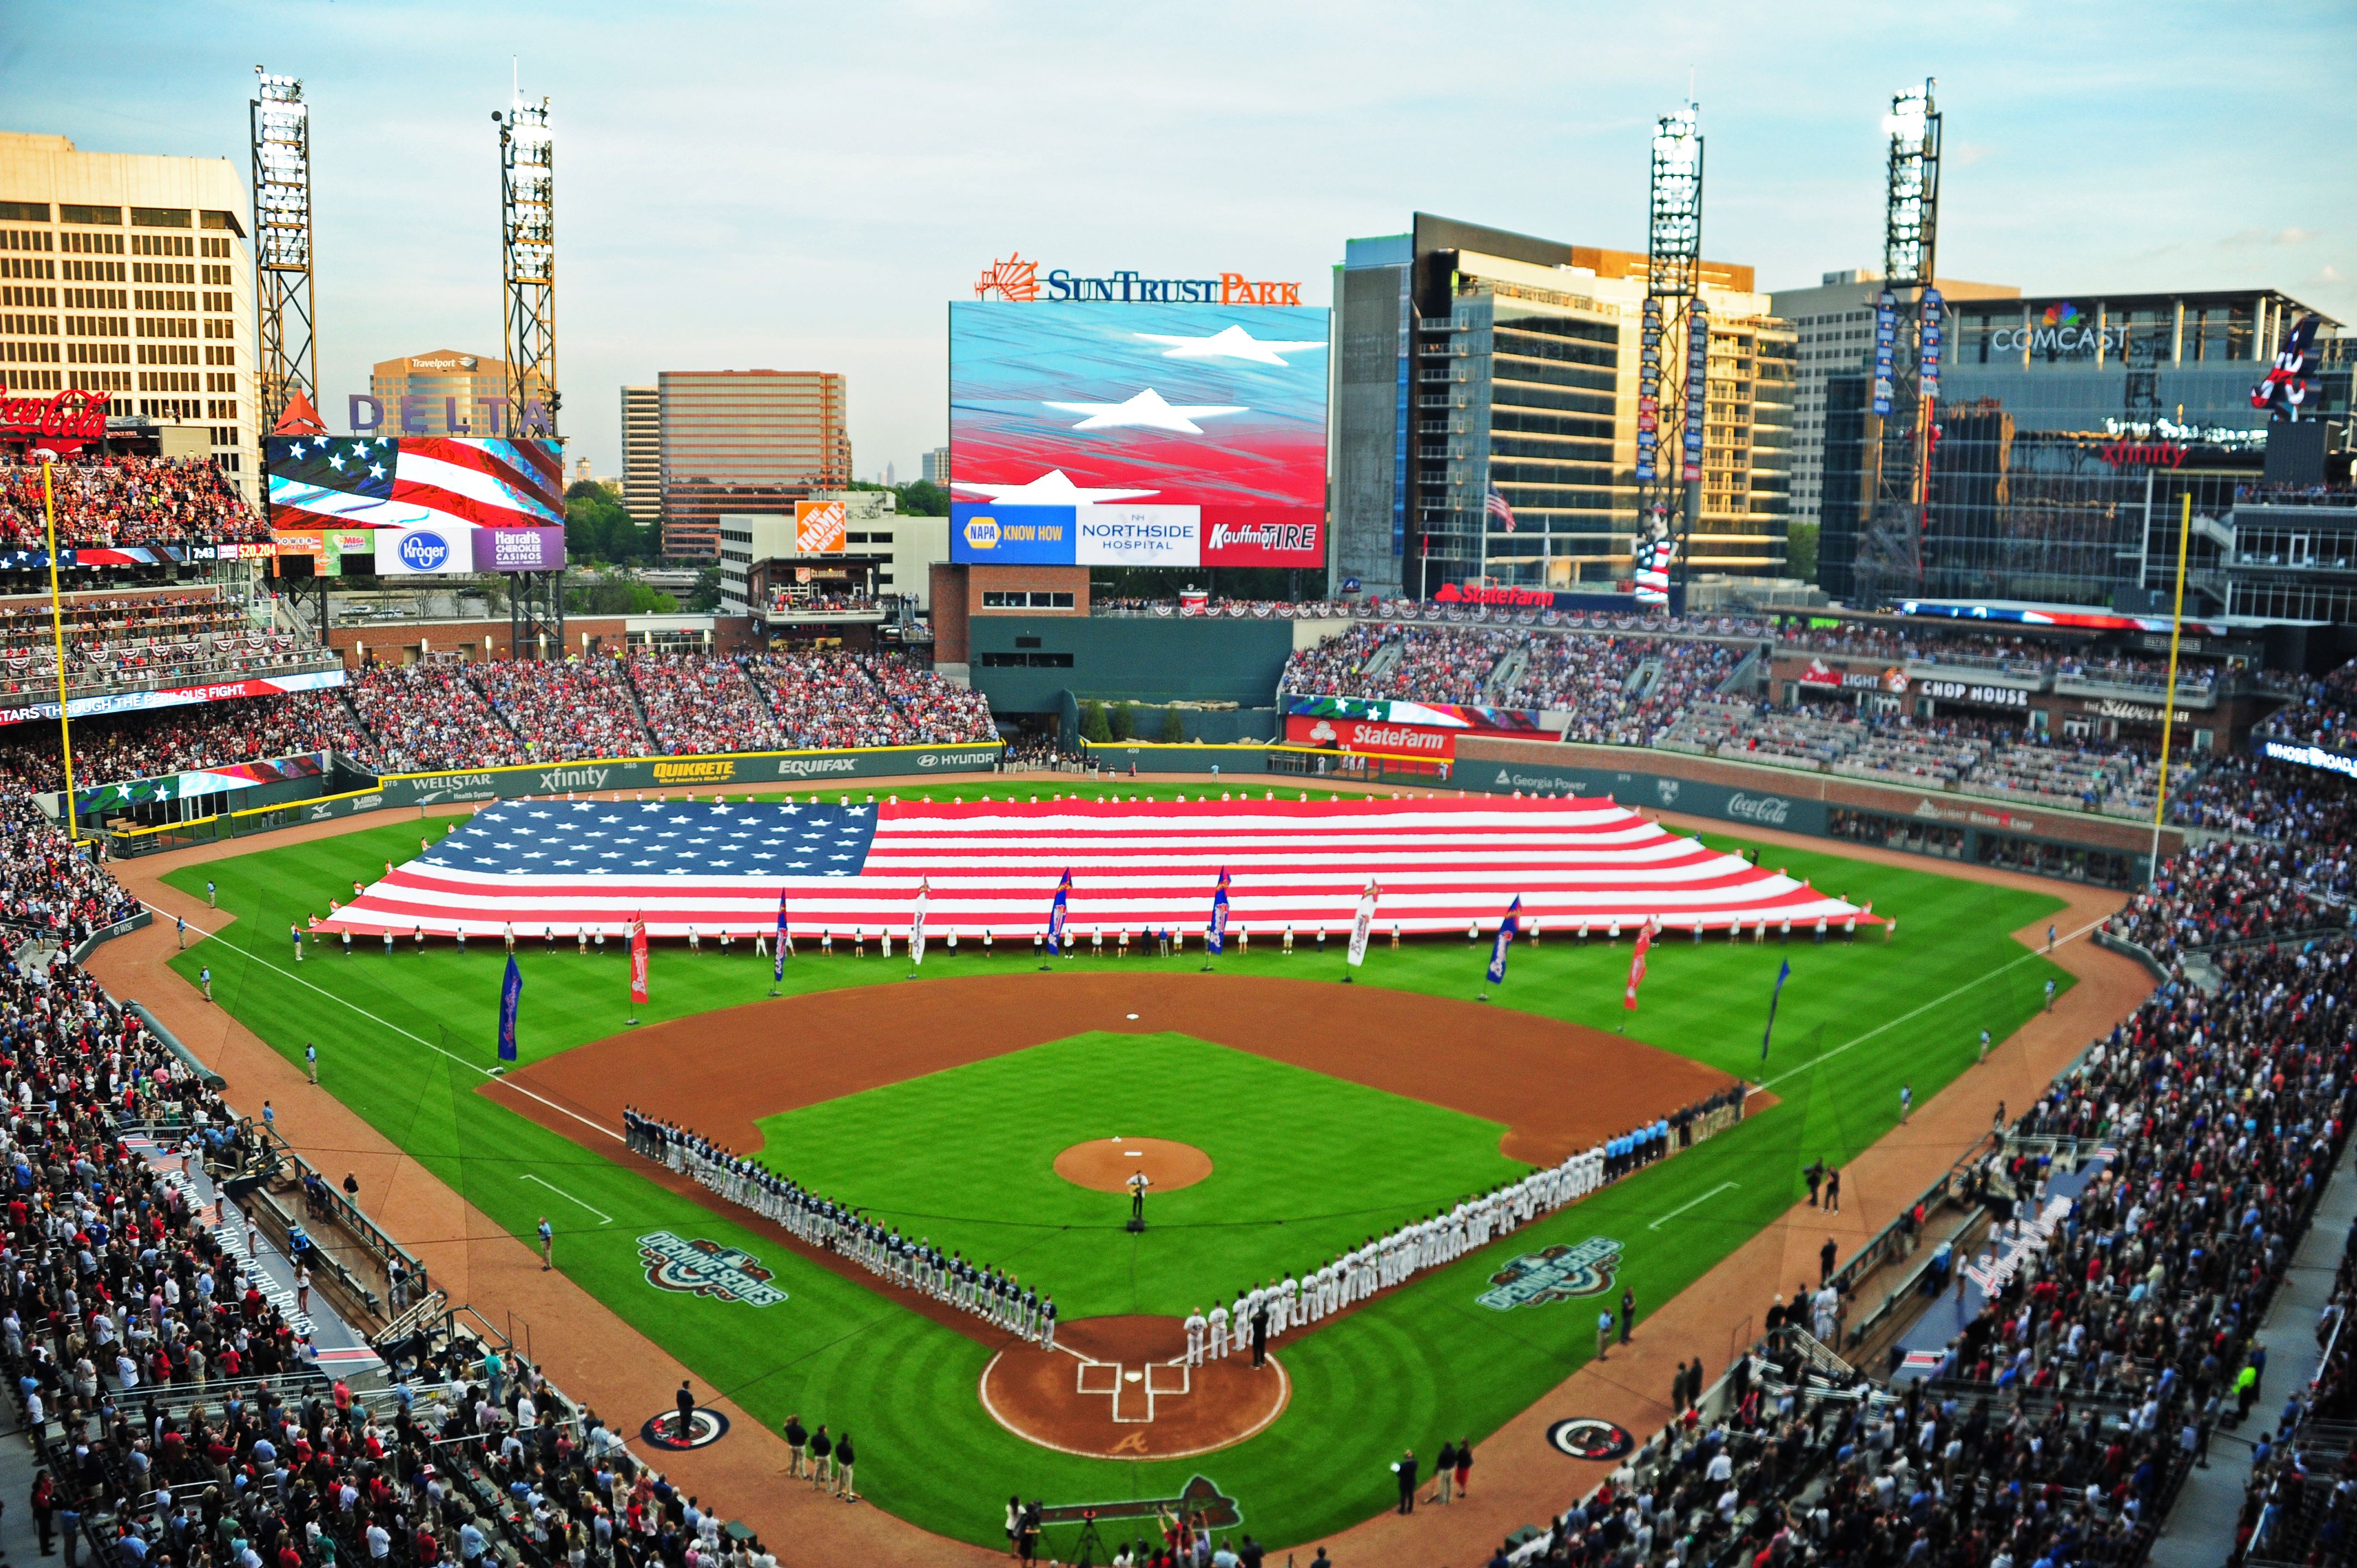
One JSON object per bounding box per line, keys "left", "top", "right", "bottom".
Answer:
{"left": 948, "top": 301, "right": 1328, "bottom": 568}
{"left": 266, "top": 436, "right": 566, "bottom": 535}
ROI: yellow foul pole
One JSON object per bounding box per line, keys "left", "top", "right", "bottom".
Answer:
{"left": 2147, "top": 491, "right": 2191, "bottom": 879}
{"left": 39, "top": 460, "right": 81, "bottom": 844}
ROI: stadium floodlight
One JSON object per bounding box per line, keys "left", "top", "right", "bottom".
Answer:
{"left": 250, "top": 65, "right": 318, "bottom": 434}
{"left": 1882, "top": 79, "right": 1939, "bottom": 288}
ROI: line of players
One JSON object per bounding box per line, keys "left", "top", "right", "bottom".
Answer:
{"left": 621, "top": 1107, "right": 1060, "bottom": 1349}
{"left": 1176, "top": 1122, "right": 1676, "bottom": 1365}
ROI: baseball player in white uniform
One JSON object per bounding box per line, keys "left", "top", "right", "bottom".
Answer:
{"left": 1183, "top": 1307, "right": 1207, "bottom": 1367}
{"left": 1207, "top": 1301, "right": 1231, "bottom": 1360}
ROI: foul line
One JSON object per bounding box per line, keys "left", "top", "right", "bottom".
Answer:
{"left": 521, "top": 1173, "right": 613, "bottom": 1224}
{"left": 1649, "top": 1181, "right": 1738, "bottom": 1231}
{"left": 145, "top": 903, "right": 623, "bottom": 1147}
{"left": 1755, "top": 914, "right": 2112, "bottom": 1096}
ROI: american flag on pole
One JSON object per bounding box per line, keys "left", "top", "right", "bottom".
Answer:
{"left": 316, "top": 796, "right": 1877, "bottom": 941}
{"left": 1485, "top": 483, "right": 1517, "bottom": 533}
{"left": 265, "top": 436, "right": 565, "bottom": 532}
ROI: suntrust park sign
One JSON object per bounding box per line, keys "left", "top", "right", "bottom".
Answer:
{"left": 974, "top": 253, "right": 1303, "bottom": 306}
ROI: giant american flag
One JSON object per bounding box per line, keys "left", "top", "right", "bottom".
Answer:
{"left": 315, "top": 795, "right": 1874, "bottom": 940}
{"left": 265, "top": 436, "right": 565, "bottom": 532}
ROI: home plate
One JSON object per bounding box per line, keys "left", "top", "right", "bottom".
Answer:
{"left": 1125, "top": 1371, "right": 1143, "bottom": 1383}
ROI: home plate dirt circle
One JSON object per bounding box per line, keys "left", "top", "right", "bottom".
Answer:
{"left": 1054, "top": 1137, "right": 1213, "bottom": 1193}
{"left": 981, "top": 1316, "right": 1288, "bottom": 1459}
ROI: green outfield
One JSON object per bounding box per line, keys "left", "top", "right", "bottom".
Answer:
{"left": 160, "top": 781, "right": 2078, "bottom": 1554}
{"left": 752, "top": 1030, "right": 1528, "bottom": 1319}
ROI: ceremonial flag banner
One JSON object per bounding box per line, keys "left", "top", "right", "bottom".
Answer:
{"left": 911, "top": 877, "right": 932, "bottom": 966}
{"left": 1207, "top": 868, "right": 1231, "bottom": 956}
{"left": 1624, "top": 922, "right": 1654, "bottom": 1010}
{"left": 1762, "top": 956, "right": 1793, "bottom": 1060}
{"left": 1346, "top": 880, "right": 1381, "bottom": 968}
{"left": 316, "top": 797, "right": 1876, "bottom": 940}
{"left": 497, "top": 952, "right": 522, "bottom": 1062}
{"left": 1046, "top": 867, "right": 1072, "bottom": 949}
{"left": 628, "top": 915, "right": 650, "bottom": 1007}
{"left": 1486, "top": 895, "right": 1523, "bottom": 987}
{"left": 772, "top": 888, "right": 789, "bottom": 983}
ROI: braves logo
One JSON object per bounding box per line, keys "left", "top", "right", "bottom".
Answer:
{"left": 636, "top": 1231, "right": 788, "bottom": 1307}
{"left": 1478, "top": 1237, "right": 1624, "bottom": 1311}
{"left": 1547, "top": 1418, "right": 1635, "bottom": 1461}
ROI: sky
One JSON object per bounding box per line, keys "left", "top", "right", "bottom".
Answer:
{"left": 8, "top": 2, "right": 2351, "bottom": 482}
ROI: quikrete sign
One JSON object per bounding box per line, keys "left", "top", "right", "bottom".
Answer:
{"left": 974, "top": 253, "right": 1303, "bottom": 306}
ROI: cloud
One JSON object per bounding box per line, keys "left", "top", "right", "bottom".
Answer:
{"left": 2221, "top": 226, "right": 2317, "bottom": 247}
{"left": 2310, "top": 265, "right": 2345, "bottom": 285}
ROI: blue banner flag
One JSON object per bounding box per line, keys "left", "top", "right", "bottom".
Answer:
{"left": 1047, "top": 868, "right": 1072, "bottom": 949}
{"left": 497, "top": 952, "right": 523, "bottom": 1062}
{"left": 1207, "top": 869, "right": 1231, "bottom": 956}
{"left": 1485, "top": 895, "right": 1522, "bottom": 987}
{"left": 1761, "top": 957, "right": 1792, "bottom": 1061}
{"left": 773, "top": 888, "right": 790, "bottom": 983}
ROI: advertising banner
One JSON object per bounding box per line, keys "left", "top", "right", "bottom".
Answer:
{"left": 379, "top": 741, "right": 1009, "bottom": 808}
{"left": 1075, "top": 506, "right": 1199, "bottom": 566}
{"left": 1285, "top": 694, "right": 1547, "bottom": 735}
{"left": 0, "top": 668, "right": 347, "bottom": 728}
{"left": 795, "top": 499, "right": 848, "bottom": 554}
{"left": 377, "top": 525, "right": 474, "bottom": 575}
{"left": 1285, "top": 713, "right": 1459, "bottom": 758}
{"left": 952, "top": 503, "right": 1076, "bottom": 565}
{"left": 75, "top": 751, "right": 326, "bottom": 817}
{"left": 949, "top": 300, "right": 1327, "bottom": 568}
{"left": 472, "top": 525, "right": 565, "bottom": 572}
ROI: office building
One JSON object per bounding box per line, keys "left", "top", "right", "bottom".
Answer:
{"left": 1812, "top": 287, "right": 2346, "bottom": 606}
{"left": 718, "top": 488, "right": 949, "bottom": 631}
{"left": 620, "top": 385, "right": 660, "bottom": 523}
{"left": 367, "top": 350, "right": 541, "bottom": 437}
{"left": 1768, "top": 269, "right": 2020, "bottom": 532}
{"left": 658, "top": 369, "right": 850, "bottom": 559}
{"left": 0, "top": 131, "right": 259, "bottom": 493}
{"left": 1333, "top": 213, "right": 1794, "bottom": 597}
{"left": 923, "top": 445, "right": 951, "bottom": 489}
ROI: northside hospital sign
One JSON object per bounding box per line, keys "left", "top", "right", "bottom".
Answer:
{"left": 975, "top": 254, "right": 1303, "bottom": 305}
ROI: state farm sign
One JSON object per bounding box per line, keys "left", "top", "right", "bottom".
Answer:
{"left": 1286, "top": 714, "right": 1455, "bottom": 757}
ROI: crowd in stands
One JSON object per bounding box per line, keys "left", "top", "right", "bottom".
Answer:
{"left": 2106, "top": 838, "right": 2354, "bottom": 961}
{"left": 0, "top": 787, "right": 139, "bottom": 938}
{"left": 2226, "top": 1190, "right": 2357, "bottom": 1560}
{"left": 2167, "top": 751, "right": 2357, "bottom": 846}
{"left": 2261, "top": 658, "right": 2357, "bottom": 756}
{"left": 472, "top": 657, "right": 647, "bottom": 763}
{"left": 0, "top": 455, "right": 266, "bottom": 551}
{"left": 0, "top": 595, "right": 333, "bottom": 701}
{"left": 629, "top": 654, "right": 779, "bottom": 757}
{"left": 0, "top": 692, "right": 370, "bottom": 795}
{"left": 741, "top": 653, "right": 994, "bottom": 751}
{"left": 344, "top": 662, "right": 530, "bottom": 775}
{"left": 1774, "top": 622, "right": 2229, "bottom": 694}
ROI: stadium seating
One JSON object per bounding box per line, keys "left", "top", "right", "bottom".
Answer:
{"left": 0, "top": 455, "right": 266, "bottom": 549}
{"left": 344, "top": 663, "right": 531, "bottom": 775}
{"left": 0, "top": 690, "right": 372, "bottom": 793}
{"left": 2106, "top": 838, "right": 2354, "bottom": 962}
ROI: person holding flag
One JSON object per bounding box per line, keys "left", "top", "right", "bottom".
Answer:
{"left": 1480, "top": 895, "right": 1522, "bottom": 1000}
{"left": 497, "top": 952, "right": 523, "bottom": 1064}
{"left": 909, "top": 878, "right": 932, "bottom": 975}
{"left": 1619, "top": 919, "right": 1655, "bottom": 1030}
{"left": 1345, "top": 880, "right": 1381, "bottom": 982}
{"left": 627, "top": 911, "right": 650, "bottom": 1024}
{"left": 1761, "top": 957, "right": 1792, "bottom": 1061}
{"left": 769, "top": 889, "right": 790, "bottom": 997}
{"left": 1042, "top": 869, "right": 1071, "bottom": 969}
{"left": 1203, "top": 870, "right": 1231, "bottom": 971}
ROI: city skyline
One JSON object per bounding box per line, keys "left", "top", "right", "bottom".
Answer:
{"left": 7, "top": 1, "right": 2347, "bottom": 486}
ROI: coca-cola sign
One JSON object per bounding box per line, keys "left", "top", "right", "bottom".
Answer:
{"left": 0, "top": 387, "right": 111, "bottom": 454}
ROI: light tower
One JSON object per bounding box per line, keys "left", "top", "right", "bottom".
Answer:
{"left": 495, "top": 86, "right": 557, "bottom": 439}
{"left": 495, "top": 81, "right": 563, "bottom": 660}
{"left": 1856, "top": 79, "right": 1943, "bottom": 602}
{"left": 1637, "top": 102, "right": 1704, "bottom": 607}
{"left": 249, "top": 68, "right": 317, "bottom": 435}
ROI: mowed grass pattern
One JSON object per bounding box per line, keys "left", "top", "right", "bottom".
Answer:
{"left": 156, "top": 786, "right": 2075, "bottom": 1552}
{"left": 753, "top": 1031, "right": 1528, "bottom": 1320}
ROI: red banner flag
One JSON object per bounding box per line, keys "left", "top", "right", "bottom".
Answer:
{"left": 1623, "top": 922, "right": 1654, "bottom": 1011}
{"left": 629, "top": 914, "right": 650, "bottom": 1007}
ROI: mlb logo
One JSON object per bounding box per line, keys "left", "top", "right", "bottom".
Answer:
{"left": 795, "top": 499, "right": 847, "bottom": 554}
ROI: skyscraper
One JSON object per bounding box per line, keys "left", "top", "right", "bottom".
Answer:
{"left": 657, "top": 369, "right": 849, "bottom": 559}
{"left": 620, "top": 384, "right": 659, "bottom": 524}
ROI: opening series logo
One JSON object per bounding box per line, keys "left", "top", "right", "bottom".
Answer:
{"left": 636, "top": 1231, "right": 787, "bottom": 1308}
{"left": 1478, "top": 1237, "right": 1624, "bottom": 1311}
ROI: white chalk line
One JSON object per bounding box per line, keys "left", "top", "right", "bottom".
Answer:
{"left": 521, "top": 1172, "right": 614, "bottom": 1224}
{"left": 1649, "top": 1181, "right": 1740, "bottom": 1231}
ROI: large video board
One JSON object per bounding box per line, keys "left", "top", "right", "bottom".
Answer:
{"left": 948, "top": 301, "right": 1327, "bottom": 568}
{"left": 267, "top": 435, "right": 565, "bottom": 533}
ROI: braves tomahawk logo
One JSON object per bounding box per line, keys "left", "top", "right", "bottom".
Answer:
{"left": 1479, "top": 1237, "right": 1624, "bottom": 1311}
{"left": 636, "top": 1232, "right": 788, "bottom": 1307}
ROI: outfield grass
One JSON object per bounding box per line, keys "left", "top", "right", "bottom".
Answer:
{"left": 157, "top": 787, "right": 2074, "bottom": 1552}
{"left": 752, "top": 1031, "right": 1529, "bottom": 1320}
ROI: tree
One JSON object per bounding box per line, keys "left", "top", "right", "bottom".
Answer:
{"left": 565, "top": 576, "right": 677, "bottom": 615}
{"left": 1079, "top": 700, "right": 1111, "bottom": 744}
{"left": 1159, "top": 706, "right": 1186, "bottom": 744}
{"left": 1785, "top": 521, "right": 1820, "bottom": 585}
{"left": 1107, "top": 702, "right": 1136, "bottom": 742}
{"left": 897, "top": 479, "right": 949, "bottom": 517}
{"left": 686, "top": 566, "right": 723, "bottom": 612}
{"left": 564, "top": 480, "right": 655, "bottom": 565}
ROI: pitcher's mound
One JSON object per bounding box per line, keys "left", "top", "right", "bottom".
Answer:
{"left": 1054, "top": 1137, "right": 1212, "bottom": 1193}
{"left": 981, "top": 1316, "right": 1286, "bottom": 1459}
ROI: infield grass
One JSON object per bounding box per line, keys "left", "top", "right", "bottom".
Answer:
{"left": 155, "top": 785, "right": 2077, "bottom": 1552}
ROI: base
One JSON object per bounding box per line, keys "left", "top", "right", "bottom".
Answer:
{"left": 1342, "top": 974, "right": 1354, "bottom": 984}
{"left": 625, "top": 1017, "right": 641, "bottom": 1028}
{"left": 1125, "top": 1217, "right": 1145, "bottom": 1233}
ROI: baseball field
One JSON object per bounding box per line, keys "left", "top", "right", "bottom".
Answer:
{"left": 161, "top": 779, "right": 2073, "bottom": 1555}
